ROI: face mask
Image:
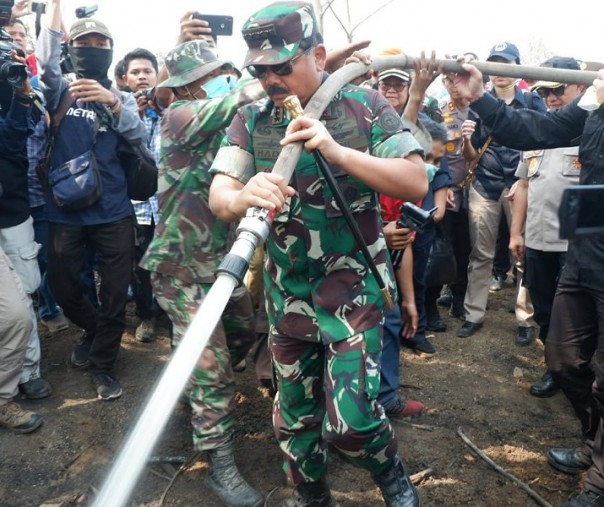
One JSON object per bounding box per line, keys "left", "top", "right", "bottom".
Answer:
{"left": 227, "top": 76, "right": 238, "bottom": 91}
{"left": 68, "top": 46, "right": 113, "bottom": 89}
{"left": 425, "top": 162, "right": 438, "bottom": 182}
{"left": 200, "top": 75, "right": 230, "bottom": 99}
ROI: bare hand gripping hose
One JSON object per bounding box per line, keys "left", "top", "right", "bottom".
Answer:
{"left": 94, "top": 56, "right": 598, "bottom": 507}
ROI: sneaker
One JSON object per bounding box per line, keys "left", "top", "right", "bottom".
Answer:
{"left": 385, "top": 398, "right": 425, "bottom": 419}
{"left": 71, "top": 333, "right": 92, "bottom": 368}
{"left": 92, "top": 373, "right": 122, "bottom": 400}
{"left": 437, "top": 287, "right": 453, "bottom": 307}
{"left": 402, "top": 338, "right": 436, "bottom": 357}
{"left": 19, "top": 376, "right": 52, "bottom": 399}
{"left": 41, "top": 313, "right": 70, "bottom": 333}
{"left": 489, "top": 275, "right": 505, "bottom": 292}
{"left": 0, "top": 401, "right": 43, "bottom": 433}
{"left": 135, "top": 318, "right": 156, "bottom": 343}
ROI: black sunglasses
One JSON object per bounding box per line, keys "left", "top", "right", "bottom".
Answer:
{"left": 537, "top": 85, "right": 567, "bottom": 98}
{"left": 247, "top": 48, "right": 312, "bottom": 79}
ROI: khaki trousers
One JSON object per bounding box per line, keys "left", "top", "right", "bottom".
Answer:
{"left": 464, "top": 185, "right": 534, "bottom": 326}
{"left": 0, "top": 247, "right": 32, "bottom": 405}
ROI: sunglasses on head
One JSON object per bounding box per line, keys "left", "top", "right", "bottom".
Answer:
{"left": 537, "top": 85, "right": 567, "bottom": 98}
{"left": 247, "top": 47, "right": 312, "bottom": 79}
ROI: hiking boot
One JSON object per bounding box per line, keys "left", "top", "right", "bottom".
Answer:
{"left": 205, "top": 438, "right": 263, "bottom": 507}
{"left": 92, "top": 373, "right": 123, "bottom": 400}
{"left": 41, "top": 313, "right": 70, "bottom": 333}
{"left": 0, "top": 401, "right": 43, "bottom": 433}
{"left": 135, "top": 318, "right": 156, "bottom": 343}
{"left": 280, "top": 479, "right": 336, "bottom": 507}
{"left": 19, "top": 375, "right": 52, "bottom": 399}
{"left": 373, "top": 455, "right": 421, "bottom": 507}
{"left": 71, "top": 332, "right": 93, "bottom": 368}
{"left": 385, "top": 398, "right": 425, "bottom": 419}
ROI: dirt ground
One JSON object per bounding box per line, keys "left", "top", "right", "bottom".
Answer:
{"left": 0, "top": 282, "right": 586, "bottom": 507}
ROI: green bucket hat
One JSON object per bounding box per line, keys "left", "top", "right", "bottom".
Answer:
{"left": 241, "top": 1, "right": 320, "bottom": 68}
{"left": 158, "top": 40, "right": 227, "bottom": 88}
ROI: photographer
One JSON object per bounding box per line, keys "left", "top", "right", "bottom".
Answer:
{"left": 0, "top": 46, "right": 52, "bottom": 401}
{"left": 37, "top": 0, "right": 146, "bottom": 400}
{"left": 454, "top": 60, "right": 604, "bottom": 507}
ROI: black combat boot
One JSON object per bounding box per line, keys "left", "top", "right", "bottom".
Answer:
{"left": 280, "top": 479, "right": 336, "bottom": 507}
{"left": 205, "top": 438, "right": 263, "bottom": 507}
{"left": 372, "top": 455, "right": 421, "bottom": 507}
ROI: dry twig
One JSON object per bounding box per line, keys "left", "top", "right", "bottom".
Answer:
{"left": 391, "top": 419, "right": 435, "bottom": 432}
{"left": 457, "top": 427, "right": 554, "bottom": 507}
{"left": 159, "top": 452, "right": 201, "bottom": 506}
{"left": 410, "top": 467, "right": 433, "bottom": 485}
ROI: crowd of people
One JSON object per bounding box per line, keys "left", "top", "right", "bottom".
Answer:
{"left": 1, "top": 0, "right": 603, "bottom": 506}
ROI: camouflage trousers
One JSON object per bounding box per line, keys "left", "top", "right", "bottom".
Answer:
{"left": 151, "top": 273, "right": 256, "bottom": 451}
{"left": 272, "top": 327, "right": 398, "bottom": 484}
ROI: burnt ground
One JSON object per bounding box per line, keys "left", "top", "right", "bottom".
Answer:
{"left": 0, "top": 282, "right": 585, "bottom": 507}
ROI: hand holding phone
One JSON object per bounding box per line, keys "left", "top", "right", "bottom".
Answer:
{"left": 191, "top": 13, "right": 233, "bottom": 37}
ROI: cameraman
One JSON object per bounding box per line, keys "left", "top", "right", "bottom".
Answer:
{"left": 38, "top": 0, "right": 146, "bottom": 400}
{"left": 0, "top": 49, "right": 52, "bottom": 402}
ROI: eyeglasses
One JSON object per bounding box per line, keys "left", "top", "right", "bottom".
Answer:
{"left": 378, "top": 80, "right": 408, "bottom": 92}
{"left": 537, "top": 85, "right": 567, "bottom": 98}
{"left": 247, "top": 48, "right": 312, "bottom": 79}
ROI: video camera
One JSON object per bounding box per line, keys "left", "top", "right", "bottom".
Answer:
{"left": 0, "top": 0, "right": 28, "bottom": 87}
{"left": 397, "top": 202, "right": 437, "bottom": 233}
{"left": 60, "top": 3, "right": 98, "bottom": 75}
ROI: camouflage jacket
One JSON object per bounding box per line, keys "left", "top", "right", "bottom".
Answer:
{"left": 210, "top": 84, "right": 422, "bottom": 343}
{"left": 140, "top": 80, "right": 264, "bottom": 284}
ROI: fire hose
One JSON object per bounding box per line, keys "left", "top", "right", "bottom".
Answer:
{"left": 93, "top": 56, "right": 599, "bottom": 507}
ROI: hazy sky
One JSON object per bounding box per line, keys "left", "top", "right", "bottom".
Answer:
{"left": 29, "top": 0, "right": 604, "bottom": 69}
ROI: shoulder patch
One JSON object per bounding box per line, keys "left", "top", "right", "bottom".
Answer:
{"left": 378, "top": 110, "right": 402, "bottom": 135}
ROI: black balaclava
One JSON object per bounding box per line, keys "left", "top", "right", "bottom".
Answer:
{"left": 68, "top": 46, "right": 113, "bottom": 89}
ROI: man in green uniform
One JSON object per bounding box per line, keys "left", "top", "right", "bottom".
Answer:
{"left": 140, "top": 40, "right": 264, "bottom": 507}
{"left": 209, "top": 2, "right": 427, "bottom": 506}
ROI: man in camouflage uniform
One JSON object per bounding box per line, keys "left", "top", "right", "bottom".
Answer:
{"left": 209, "top": 3, "right": 427, "bottom": 506}
{"left": 140, "top": 40, "right": 264, "bottom": 507}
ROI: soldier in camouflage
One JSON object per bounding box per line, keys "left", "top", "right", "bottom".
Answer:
{"left": 209, "top": 3, "right": 428, "bottom": 506}
{"left": 140, "top": 40, "right": 265, "bottom": 507}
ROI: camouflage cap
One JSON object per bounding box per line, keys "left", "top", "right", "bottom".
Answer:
{"left": 241, "top": 1, "right": 320, "bottom": 67}
{"left": 157, "top": 40, "right": 228, "bottom": 88}
{"left": 69, "top": 18, "right": 113, "bottom": 42}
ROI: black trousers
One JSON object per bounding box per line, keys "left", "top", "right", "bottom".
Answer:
{"left": 523, "top": 247, "right": 566, "bottom": 341}
{"left": 545, "top": 282, "right": 604, "bottom": 493}
{"left": 427, "top": 208, "right": 471, "bottom": 308}
{"left": 48, "top": 218, "right": 134, "bottom": 375}
{"left": 132, "top": 222, "right": 158, "bottom": 321}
